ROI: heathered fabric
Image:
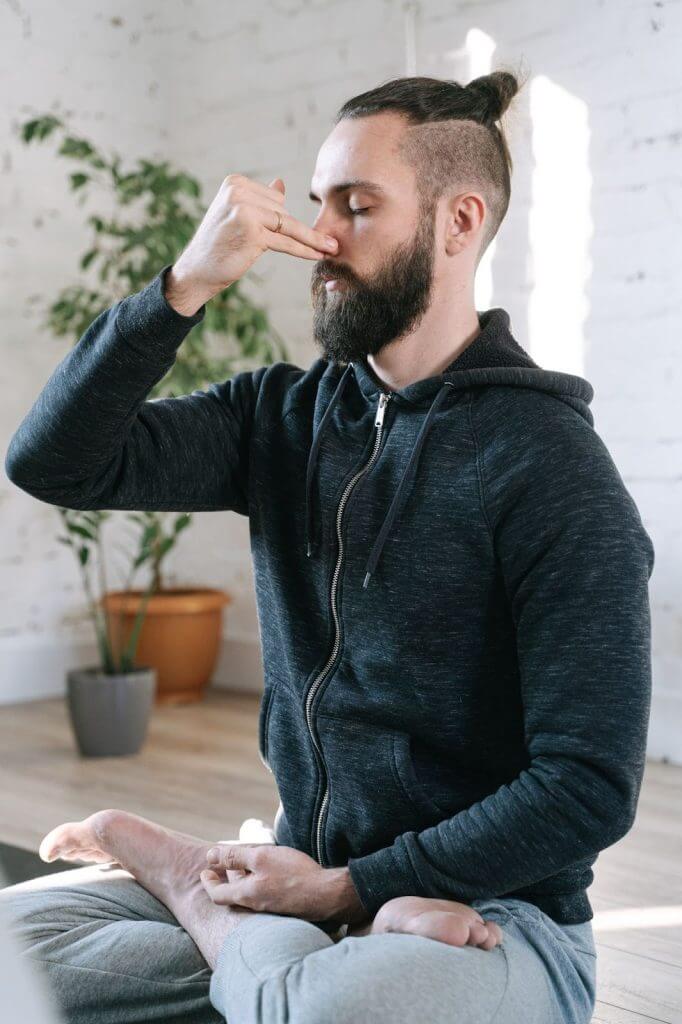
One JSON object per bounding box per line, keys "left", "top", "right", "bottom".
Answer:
{"left": 0, "top": 865, "right": 597, "bottom": 1024}
{"left": 5, "top": 264, "right": 655, "bottom": 926}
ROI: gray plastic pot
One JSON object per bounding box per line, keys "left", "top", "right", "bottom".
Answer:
{"left": 66, "top": 666, "right": 156, "bottom": 757}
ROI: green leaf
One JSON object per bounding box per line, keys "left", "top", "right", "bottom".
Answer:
{"left": 70, "top": 172, "right": 90, "bottom": 191}
{"left": 65, "top": 522, "right": 96, "bottom": 541}
{"left": 80, "top": 248, "right": 98, "bottom": 270}
{"left": 140, "top": 524, "right": 159, "bottom": 546}
{"left": 173, "top": 513, "right": 191, "bottom": 533}
{"left": 157, "top": 537, "right": 174, "bottom": 558}
{"left": 58, "top": 136, "right": 96, "bottom": 160}
{"left": 20, "top": 115, "right": 63, "bottom": 143}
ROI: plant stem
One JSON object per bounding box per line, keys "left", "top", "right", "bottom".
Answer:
{"left": 80, "top": 553, "right": 114, "bottom": 673}
{"left": 120, "top": 574, "right": 156, "bottom": 670}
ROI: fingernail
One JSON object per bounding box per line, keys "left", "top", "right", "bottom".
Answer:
{"left": 206, "top": 847, "right": 220, "bottom": 863}
{"left": 326, "top": 236, "right": 338, "bottom": 249}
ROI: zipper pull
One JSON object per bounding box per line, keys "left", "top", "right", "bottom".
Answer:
{"left": 374, "top": 391, "right": 391, "bottom": 428}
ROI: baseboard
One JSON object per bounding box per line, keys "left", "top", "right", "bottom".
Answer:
{"left": 0, "top": 635, "right": 264, "bottom": 705}
{"left": 2, "top": 638, "right": 680, "bottom": 765}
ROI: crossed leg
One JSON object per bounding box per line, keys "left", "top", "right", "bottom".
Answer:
{"left": 33, "top": 809, "right": 503, "bottom": 964}
{"left": 0, "top": 810, "right": 593, "bottom": 1023}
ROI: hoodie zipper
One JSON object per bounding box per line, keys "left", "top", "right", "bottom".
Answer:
{"left": 304, "top": 389, "right": 392, "bottom": 865}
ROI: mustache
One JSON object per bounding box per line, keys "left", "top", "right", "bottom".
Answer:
{"left": 314, "top": 261, "right": 356, "bottom": 284}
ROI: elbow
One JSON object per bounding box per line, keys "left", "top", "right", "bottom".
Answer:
{"left": 594, "top": 774, "right": 642, "bottom": 850}
{"left": 5, "top": 450, "right": 68, "bottom": 506}
{"left": 5, "top": 438, "right": 90, "bottom": 508}
{"left": 4, "top": 442, "right": 35, "bottom": 495}
{"left": 606, "top": 793, "right": 639, "bottom": 845}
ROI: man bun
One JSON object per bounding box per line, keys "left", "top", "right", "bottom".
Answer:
{"left": 464, "top": 71, "right": 520, "bottom": 124}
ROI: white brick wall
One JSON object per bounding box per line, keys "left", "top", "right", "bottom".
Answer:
{"left": 1, "top": 0, "right": 680, "bottom": 761}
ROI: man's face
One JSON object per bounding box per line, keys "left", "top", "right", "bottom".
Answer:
{"left": 309, "top": 112, "right": 438, "bottom": 364}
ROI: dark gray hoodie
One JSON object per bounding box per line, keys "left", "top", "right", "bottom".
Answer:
{"left": 5, "top": 264, "right": 655, "bottom": 927}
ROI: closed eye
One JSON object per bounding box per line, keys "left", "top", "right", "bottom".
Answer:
{"left": 349, "top": 207, "right": 370, "bottom": 215}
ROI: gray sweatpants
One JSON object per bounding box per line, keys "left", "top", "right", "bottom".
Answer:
{"left": 1, "top": 863, "right": 597, "bottom": 1023}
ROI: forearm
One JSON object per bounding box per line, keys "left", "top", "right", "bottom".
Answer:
{"left": 5, "top": 265, "right": 204, "bottom": 503}
{"left": 348, "top": 756, "right": 630, "bottom": 917}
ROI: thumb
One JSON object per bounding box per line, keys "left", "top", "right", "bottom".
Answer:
{"left": 269, "top": 177, "right": 285, "bottom": 196}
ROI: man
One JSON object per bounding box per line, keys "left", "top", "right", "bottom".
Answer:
{"left": 3, "top": 71, "right": 653, "bottom": 1024}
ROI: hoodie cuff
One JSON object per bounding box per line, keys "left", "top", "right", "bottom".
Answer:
{"left": 347, "top": 832, "right": 431, "bottom": 917}
{"left": 114, "top": 263, "right": 207, "bottom": 355}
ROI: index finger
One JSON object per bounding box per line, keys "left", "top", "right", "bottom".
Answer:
{"left": 200, "top": 870, "right": 257, "bottom": 907}
{"left": 206, "top": 843, "right": 265, "bottom": 869}
{"left": 265, "top": 209, "right": 338, "bottom": 256}
{"left": 222, "top": 173, "right": 286, "bottom": 205}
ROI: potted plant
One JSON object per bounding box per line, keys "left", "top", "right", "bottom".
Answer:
{"left": 100, "top": 510, "right": 232, "bottom": 704}
{"left": 19, "top": 112, "right": 289, "bottom": 707}
{"left": 57, "top": 507, "right": 156, "bottom": 756}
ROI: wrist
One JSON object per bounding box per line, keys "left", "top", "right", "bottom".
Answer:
{"left": 324, "top": 866, "right": 367, "bottom": 925}
{"left": 163, "top": 264, "right": 214, "bottom": 317}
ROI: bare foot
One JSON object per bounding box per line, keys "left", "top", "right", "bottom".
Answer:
{"left": 38, "top": 809, "right": 252, "bottom": 933}
{"left": 353, "top": 895, "right": 504, "bottom": 951}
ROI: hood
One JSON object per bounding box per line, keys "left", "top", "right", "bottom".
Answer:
{"left": 305, "top": 306, "right": 594, "bottom": 589}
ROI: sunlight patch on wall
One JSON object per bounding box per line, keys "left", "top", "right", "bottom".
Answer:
{"left": 529, "top": 76, "right": 592, "bottom": 375}
{"left": 466, "top": 28, "right": 498, "bottom": 313}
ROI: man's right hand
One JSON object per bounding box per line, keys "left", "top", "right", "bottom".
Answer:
{"left": 164, "top": 174, "right": 339, "bottom": 315}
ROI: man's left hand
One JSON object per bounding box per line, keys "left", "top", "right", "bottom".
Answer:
{"left": 199, "top": 843, "right": 366, "bottom": 925}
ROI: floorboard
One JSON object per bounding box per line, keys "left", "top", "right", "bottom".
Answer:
{"left": 0, "top": 691, "right": 680, "bottom": 1021}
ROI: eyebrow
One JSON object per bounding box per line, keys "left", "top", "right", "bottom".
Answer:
{"left": 308, "top": 179, "right": 387, "bottom": 201}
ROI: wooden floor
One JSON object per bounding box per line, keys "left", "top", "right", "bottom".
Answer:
{"left": 0, "top": 691, "right": 680, "bottom": 1023}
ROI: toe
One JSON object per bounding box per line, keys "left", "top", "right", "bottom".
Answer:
{"left": 468, "top": 920, "right": 490, "bottom": 946}
{"left": 469, "top": 919, "right": 503, "bottom": 950}
{"left": 39, "top": 823, "right": 78, "bottom": 862}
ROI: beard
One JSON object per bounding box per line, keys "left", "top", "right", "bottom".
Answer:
{"left": 310, "top": 202, "right": 437, "bottom": 365}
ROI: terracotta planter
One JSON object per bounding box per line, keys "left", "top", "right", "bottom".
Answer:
{"left": 100, "top": 587, "right": 232, "bottom": 705}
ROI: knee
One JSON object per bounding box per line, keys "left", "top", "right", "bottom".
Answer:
{"left": 0, "top": 890, "right": 54, "bottom": 947}
{"left": 265, "top": 935, "right": 453, "bottom": 1024}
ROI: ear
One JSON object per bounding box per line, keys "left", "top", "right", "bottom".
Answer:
{"left": 444, "top": 191, "right": 486, "bottom": 257}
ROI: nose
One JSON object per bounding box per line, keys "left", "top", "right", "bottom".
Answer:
{"left": 312, "top": 210, "right": 341, "bottom": 249}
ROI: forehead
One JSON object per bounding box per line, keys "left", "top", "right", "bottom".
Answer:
{"left": 310, "top": 112, "right": 416, "bottom": 198}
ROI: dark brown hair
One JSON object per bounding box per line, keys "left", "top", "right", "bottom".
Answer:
{"left": 334, "top": 69, "right": 527, "bottom": 262}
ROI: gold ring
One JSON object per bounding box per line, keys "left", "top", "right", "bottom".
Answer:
{"left": 274, "top": 211, "right": 283, "bottom": 232}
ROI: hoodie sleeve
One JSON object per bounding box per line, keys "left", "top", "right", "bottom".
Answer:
{"left": 5, "top": 264, "right": 267, "bottom": 514}
{"left": 346, "top": 393, "right": 655, "bottom": 917}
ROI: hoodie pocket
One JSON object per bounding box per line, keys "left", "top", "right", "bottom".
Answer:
{"left": 258, "top": 685, "right": 275, "bottom": 771}
{"left": 391, "top": 730, "right": 452, "bottom": 818}
{"left": 315, "top": 716, "right": 448, "bottom": 863}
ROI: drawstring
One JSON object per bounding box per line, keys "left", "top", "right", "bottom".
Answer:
{"left": 305, "top": 362, "right": 355, "bottom": 558}
{"left": 362, "top": 381, "right": 454, "bottom": 589}
{"left": 305, "top": 367, "right": 454, "bottom": 590}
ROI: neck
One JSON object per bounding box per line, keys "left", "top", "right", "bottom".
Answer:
{"left": 366, "top": 278, "right": 481, "bottom": 392}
